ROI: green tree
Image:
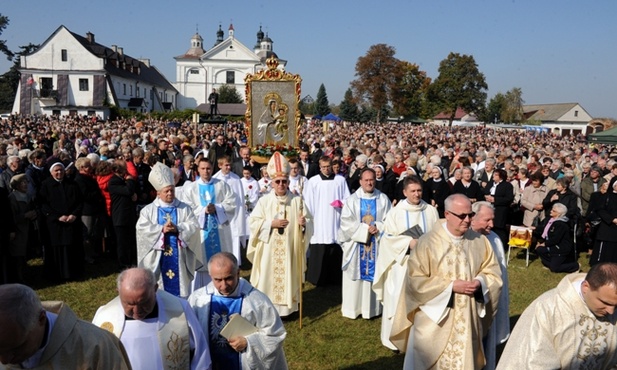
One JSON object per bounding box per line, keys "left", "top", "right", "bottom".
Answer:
{"left": 351, "top": 44, "right": 399, "bottom": 123}
{"left": 0, "top": 14, "right": 13, "bottom": 61}
{"left": 315, "top": 84, "right": 330, "bottom": 116}
{"left": 482, "top": 93, "right": 506, "bottom": 124}
{"left": 429, "top": 52, "right": 488, "bottom": 126}
{"left": 0, "top": 43, "right": 39, "bottom": 111}
{"left": 502, "top": 87, "right": 524, "bottom": 124}
{"left": 339, "top": 88, "right": 358, "bottom": 122}
{"left": 390, "top": 60, "right": 431, "bottom": 117}
{"left": 217, "top": 84, "right": 243, "bottom": 104}
{"left": 299, "top": 95, "right": 315, "bottom": 115}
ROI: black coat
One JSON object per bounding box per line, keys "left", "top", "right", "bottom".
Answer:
{"left": 537, "top": 219, "right": 574, "bottom": 256}
{"left": 542, "top": 189, "right": 580, "bottom": 221}
{"left": 423, "top": 178, "right": 451, "bottom": 218}
{"left": 596, "top": 192, "right": 617, "bottom": 242}
{"left": 38, "top": 177, "right": 83, "bottom": 247}
{"left": 74, "top": 173, "right": 105, "bottom": 216}
{"left": 452, "top": 180, "right": 485, "bottom": 203}
{"left": 108, "top": 175, "right": 137, "bottom": 226}
{"left": 484, "top": 181, "right": 514, "bottom": 229}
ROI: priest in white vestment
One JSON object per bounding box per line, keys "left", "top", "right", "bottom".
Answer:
{"left": 391, "top": 194, "right": 502, "bottom": 370}
{"left": 372, "top": 175, "right": 439, "bottom": 349}
{"left": 339, "top": 168, "right": 391, "bottom": 319}
{"left": 92, "top": 268, "right": 211, "bottom": 370}
{"left": 247, "top": 153, "right": 312, "bottom": 317}
{"left": 178, "top": 158, "right": 236, "bottom": 290}
{"left": 470, "top": 201, "right": 510, "bottom": 370}
{"left": 497, "top": 263, "right": 617, "bottom": 370}
{"left": 213, "top": 156, "right": 247, "bottom": 264}
{"left": 137, "top": 163, "right": 204, "bottom": 299}
{"left": 189, "top": 252, "right": 289, "bottom": 370}
{"left": 304, "top": 155, "right": 350, "bottom": 286}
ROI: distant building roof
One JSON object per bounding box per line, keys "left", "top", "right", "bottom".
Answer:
{"left": 68, "top": 27, "right": 177, "bottom": 92}
{"left": 433, "top": 107, "right": 469, "bottom": 120}
{"left": 523, "top": 103, "right": 581, "bottom": 121}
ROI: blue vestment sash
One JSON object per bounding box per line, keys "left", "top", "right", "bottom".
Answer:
{"left": 210, "top": 294, "right": 243, "bottom": 370}
{"left": 157, "top": 207, "right": 180, "bottom": 297}
{"left": 359, "top": 198, "right": 377, "bottom": 281}
{"left": 199, "top": 183, "right": 221, "bottom": 262}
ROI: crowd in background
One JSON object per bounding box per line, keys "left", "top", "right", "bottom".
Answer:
{"left": 1, "top": 113, "right": 617, "bottom": 284}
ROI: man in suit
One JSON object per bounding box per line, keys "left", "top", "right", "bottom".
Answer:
{"left": 300, "top": 148, "right": 319, "bottom": 179}
{"left": 233, "top": 147, "right": 260, "bottom": 180}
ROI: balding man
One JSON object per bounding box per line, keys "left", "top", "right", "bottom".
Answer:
{"left": 189, "top": 252, "right": 288, "bottom": 369}
{"left": 498, "top": 263, "right": 617, "bottom": 369}
{"left": 391, "top": 194, "right": 502, "bottom": 369}
{"left": 0, "top": 284, "right": 131, "bottom": 369}
{"left": 471, "top": 201, "right": 510, "bottom": 370}
{"left": 93, "top": 268, "right": 211, "bottom": 370}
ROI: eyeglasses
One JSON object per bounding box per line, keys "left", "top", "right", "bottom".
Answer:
{"left": 274, "top": 179, "right": 288, "bottom": 184}
{"left": 447, "top": 211, "right": 475, "bottom": 220}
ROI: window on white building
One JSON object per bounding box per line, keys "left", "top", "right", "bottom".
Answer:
{"left": 79, "top": 79, "right": 89, "bottom": 91}
{"left": 190, "top": 69, "right": 199, "bottom": 74}
{"left": 61, "top": 49, "right": 67, "bottom": 62}
{"left": 226, "top": 71, "right": 234, "bottom": 84}
{"left": 123, "top": 84, "right": 126, "bottom": 95}
{"left": 130, "top": 85, "right": 133, "bottom": 96}
{"left": 574, "top": 110, "right": 579, "bottom": 117}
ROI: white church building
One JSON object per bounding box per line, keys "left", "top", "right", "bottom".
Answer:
{"left": 174, "top": 24, "right": 286, "bottom": 110}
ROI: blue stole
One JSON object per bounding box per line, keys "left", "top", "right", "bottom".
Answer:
{"left": 199, "top": 183, "right": 222, "bottom": 262}
{"left": 359, "top": 198, "right": 377, "bottom": 281}
{"left": 209, "top": 294, "right": 244, "bottom": 370}
{"left": 157, "top": 207, "right": 180, "bottom": 297}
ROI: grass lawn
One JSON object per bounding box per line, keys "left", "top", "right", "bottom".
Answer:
{"left": 24, "top": 248, "right": 588, "bottom": 369}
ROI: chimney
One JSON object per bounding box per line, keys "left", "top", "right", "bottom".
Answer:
{"left": 118, "top": 47, "right": 124, "bottom": 56}
{"left": 86, "top": 32, "right": 95, "bottom": 43}
{"left": 139, "top": 58, "right": 150, "bottom": 67}
{"left": 112, "top": 45, "right": 117, "bottom": 53}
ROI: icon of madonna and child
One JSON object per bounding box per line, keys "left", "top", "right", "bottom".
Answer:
{"left": 255, "top": 92, "right": 291, "bottom": 146}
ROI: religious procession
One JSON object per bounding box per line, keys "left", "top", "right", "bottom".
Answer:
{"left": 1, "top": 106, "right": 617, "bottom": 370}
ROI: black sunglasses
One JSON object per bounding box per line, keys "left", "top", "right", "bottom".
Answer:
{"left": 447, "top": 211, "right": 475, "bottom": 220}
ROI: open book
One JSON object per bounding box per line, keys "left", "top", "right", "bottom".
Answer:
{"left": 400, "top": 224, "right": 424, "bottom": 239}
{"left": 220, "top": 314, "right": 258, "bottom": 340}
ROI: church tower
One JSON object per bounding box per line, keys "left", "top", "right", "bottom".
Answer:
{"left": 214, "top": 24, "right": 224, "bottom": 46}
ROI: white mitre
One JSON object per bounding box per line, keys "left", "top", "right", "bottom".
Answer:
{"left": 148, "top": 162, "right": 175, "bottom": 191}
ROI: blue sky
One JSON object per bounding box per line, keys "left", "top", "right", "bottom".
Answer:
{"left": 2, "top": 0, "right": 616, "bottom": 118}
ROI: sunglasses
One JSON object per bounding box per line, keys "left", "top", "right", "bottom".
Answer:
{"left": 447, "top": 211, "right": 475, "bottom": 220}
{"left": 274, "top": 179, "right": 288, "bottom": 184}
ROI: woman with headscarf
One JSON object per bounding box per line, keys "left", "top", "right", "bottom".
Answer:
{"left": 534, "top": 202, "right": 579, "bottom": 273}
{"left": 422, "top": 165, "right": 450, "bottom": 218}
{"left": 373, "top": 164, "right": 395, "bottom": 202}
{"left": 7, "top": 174, "right": 35, "bottom": 283}
{"left": 38, "top": 162, "right": 84, "bottom": 281}
{"left": 452, "top": 166, "right": 484, "bottom": 204}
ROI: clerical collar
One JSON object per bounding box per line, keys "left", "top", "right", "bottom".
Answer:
{"left": 125, "top": 302, "right": 158, "bottom": 321}
{"left": 319, "top": 173, "right": 335, "bottom": 181}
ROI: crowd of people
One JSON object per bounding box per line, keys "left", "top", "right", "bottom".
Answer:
{"left": 1, "top": 112, "right": 617, "bottom": 369}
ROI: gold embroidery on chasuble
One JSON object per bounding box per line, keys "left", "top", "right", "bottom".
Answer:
{"left": 439, "top": 240, "right": 470, "bottom": 369}
{"left": 164, "top": 245, "right": 173, "bottom": 256}
{"left": 166, "top": 269, "right": 176, "bottom": 279}
{"left": 272, "top": 232, "right": 287, "bottom": 305}
{"left": 576, "top": 314, "right": 612, "bottom": 368}
{"left": 165, "top": 331, "right": 190, "bottom": 370}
